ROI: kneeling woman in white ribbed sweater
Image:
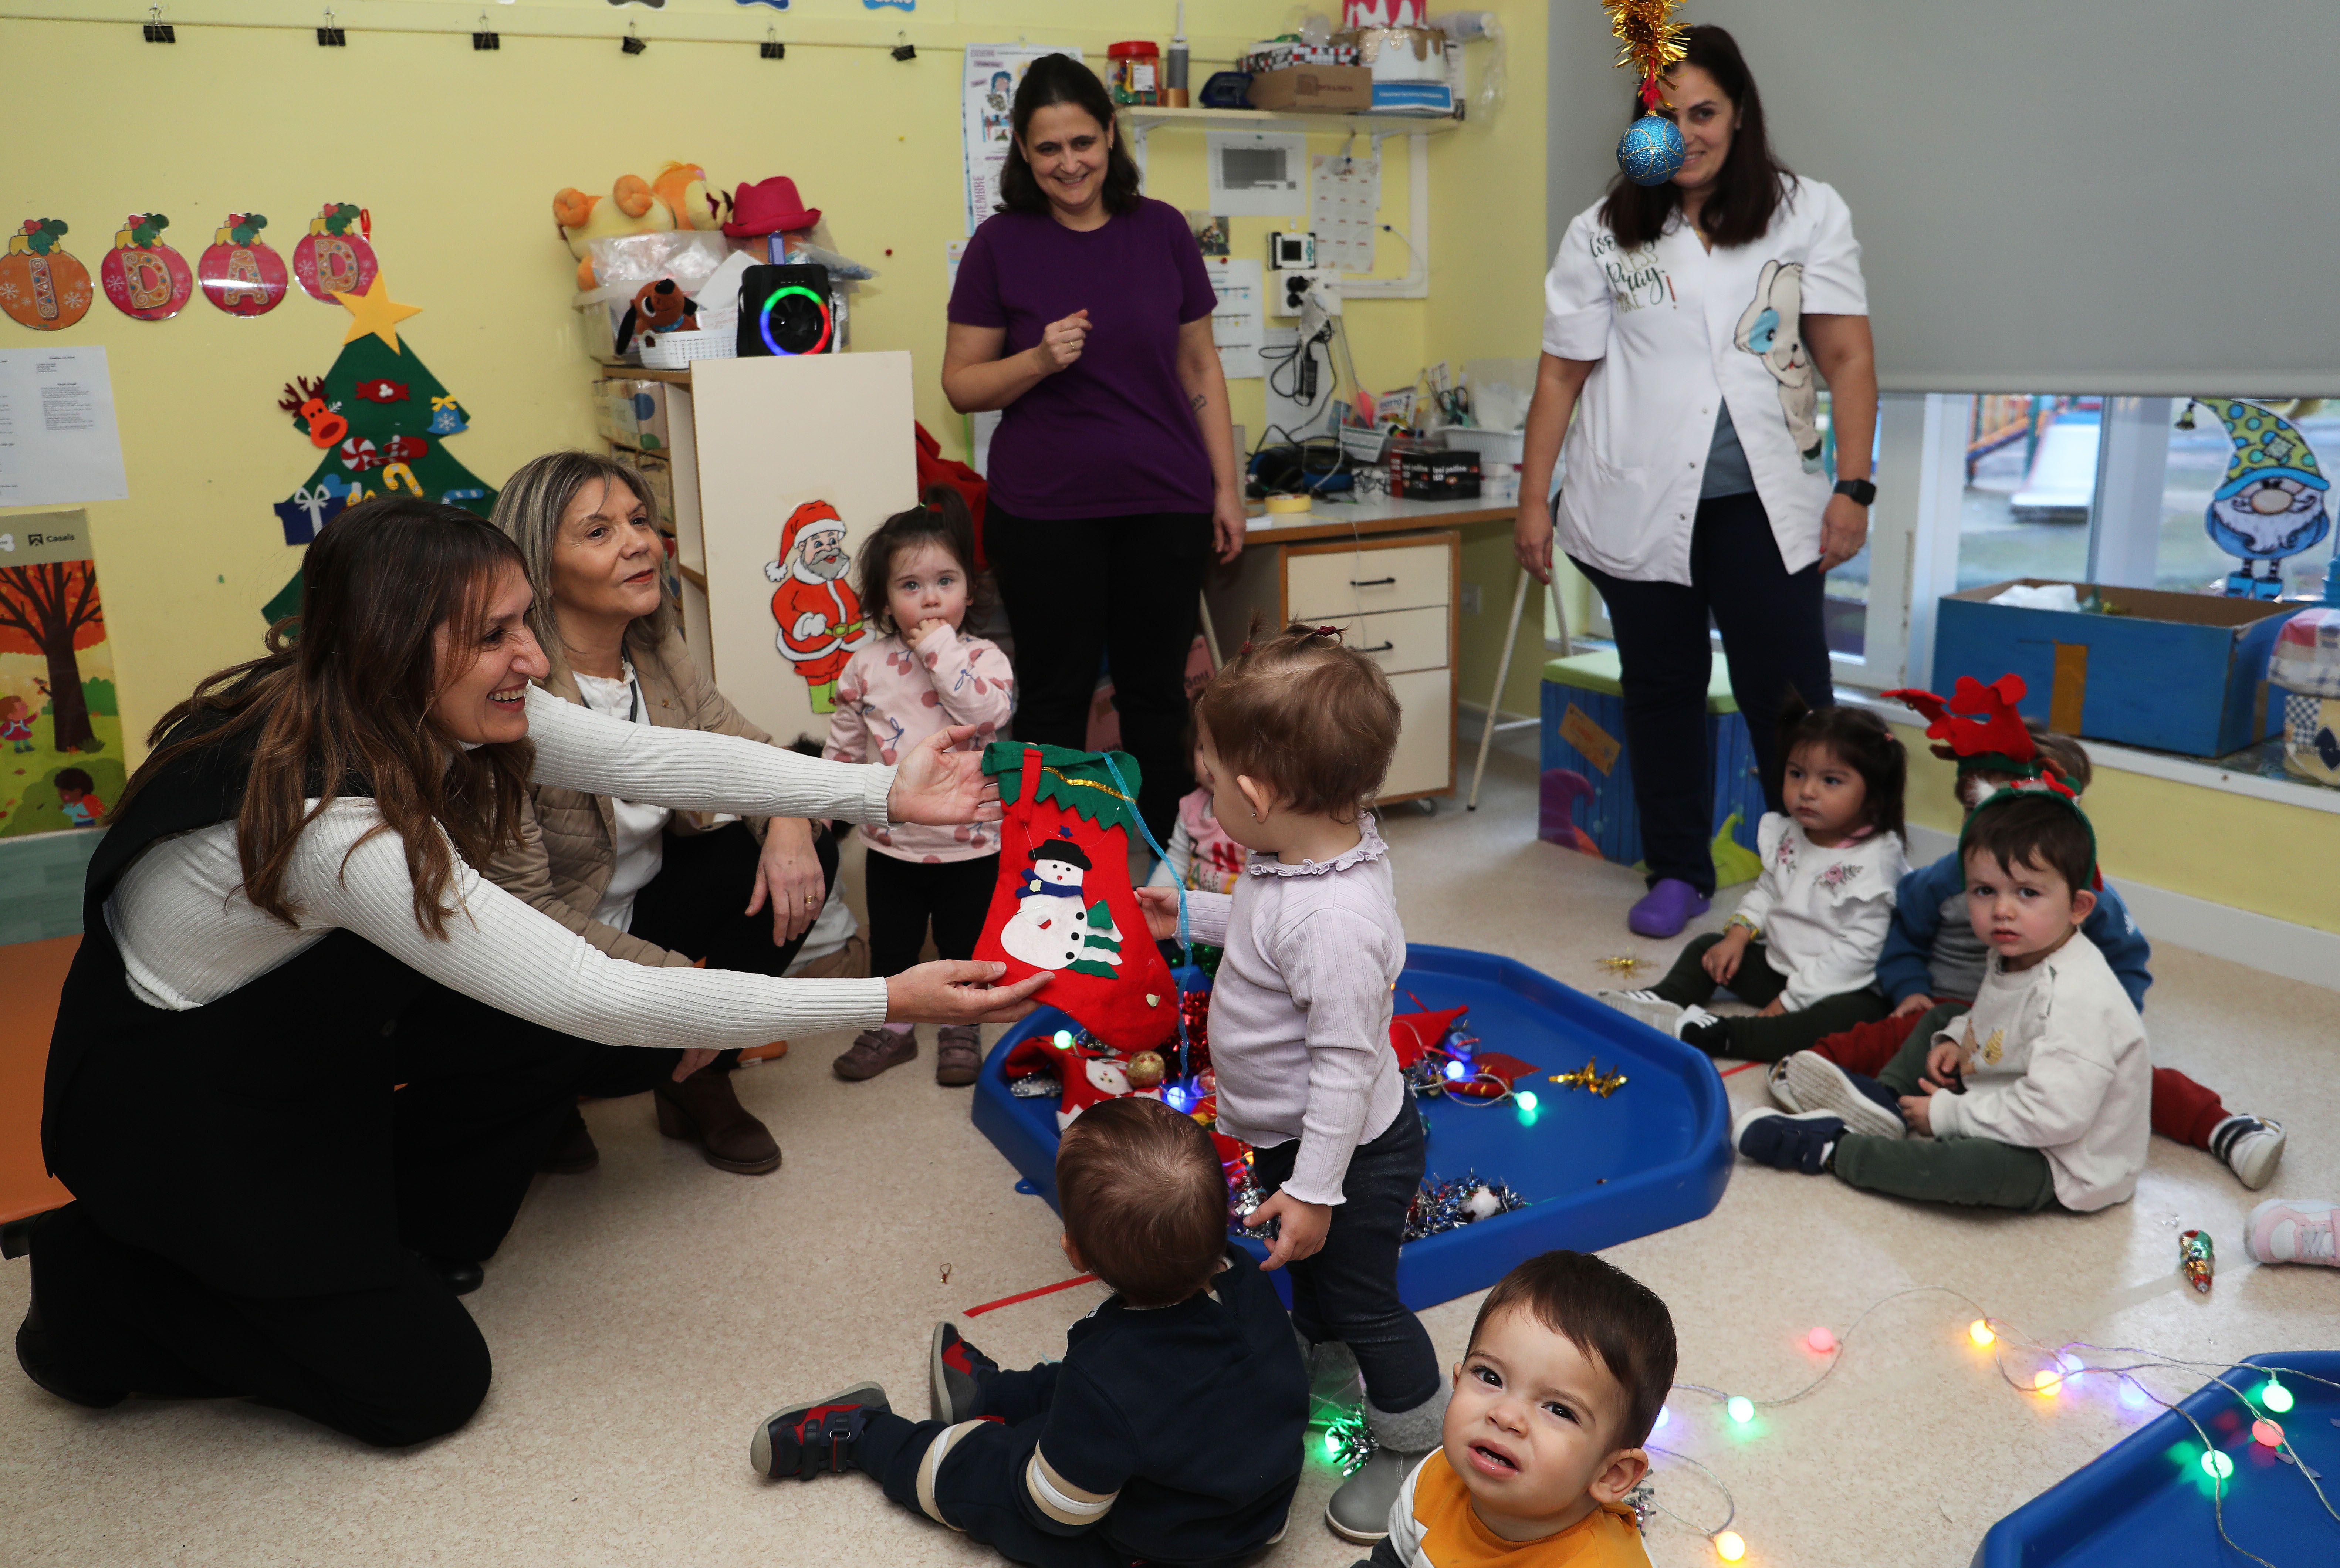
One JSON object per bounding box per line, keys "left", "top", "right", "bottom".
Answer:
{"left": 20, "top": 498, "right": 1044, "bottom": 1448}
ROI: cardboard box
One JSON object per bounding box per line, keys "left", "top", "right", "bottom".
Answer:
{"left": 1932, "top": 579, "right": 2292, "bottom": 758}
{"left": 1247, "top": 65, "right": 1374, "bottom": 112}
{"left": 599, "top": 378, "right": 672, "bottom": 452}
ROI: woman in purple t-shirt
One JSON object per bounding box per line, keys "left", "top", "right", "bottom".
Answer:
{"left": 943, "top": 53, "right": 1245, "bottom": 843}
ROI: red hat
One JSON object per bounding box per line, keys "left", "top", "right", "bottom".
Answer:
{"left": 779, "top": 499, "right": 845, "bottom": 559}
{"left": 721, "top": 176, "right": 821, "bottom": 238}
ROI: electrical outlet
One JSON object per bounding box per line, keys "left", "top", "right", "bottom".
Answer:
{"left": 1460, "top": 582, "right": 1482, "bottom": 616}
{"left": 1269, "top": 267, "right": 1338, "bottom": 317}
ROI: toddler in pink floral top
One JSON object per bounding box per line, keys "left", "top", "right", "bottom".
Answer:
{"left": 823, "top": 488, "right": 1016, "bottom": 1086}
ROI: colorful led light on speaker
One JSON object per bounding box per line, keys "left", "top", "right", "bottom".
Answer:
{"left": 757, "top": 284, "right": 832, "bottom": 356}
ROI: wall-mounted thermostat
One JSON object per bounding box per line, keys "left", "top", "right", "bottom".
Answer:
{"left": 1269, "top": 231, "right": 1316, "bottom": 270}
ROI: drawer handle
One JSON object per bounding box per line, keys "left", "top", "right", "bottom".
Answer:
{"left": 1358, "top": 641, "right": 1395, "bottom": 654}
{"left": 1350, "top": 575, "right": 1397, "bottom": 587}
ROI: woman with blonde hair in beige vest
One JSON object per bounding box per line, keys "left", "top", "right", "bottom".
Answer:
{"left": 488, "top": 450, "right": 836, "bottom": 1176}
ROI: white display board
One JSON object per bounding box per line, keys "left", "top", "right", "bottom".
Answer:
{"left": 689, "top": 352, "right": 918, "bottom": 745}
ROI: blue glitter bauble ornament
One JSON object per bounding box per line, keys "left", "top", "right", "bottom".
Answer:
{"left": 1617, "top": 114, "right": 1685, "bottom": 186}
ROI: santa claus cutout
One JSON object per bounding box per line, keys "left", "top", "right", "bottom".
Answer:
{"left": 763, "top": 499, "right": 868, "bottom": 713}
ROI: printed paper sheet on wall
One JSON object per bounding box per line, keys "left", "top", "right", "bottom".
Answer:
{"left": 963, "top": 44, "right": 1083, "bottom": 237}
{"left": 1204, "top": 258, "right": 1265, "bottom": 381}
{"left": 1311, "top": 152, "right": 1382, "bottom": 274}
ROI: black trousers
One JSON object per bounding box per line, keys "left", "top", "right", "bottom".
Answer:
{"left": 1649, "top": 933, "right": 1891, "bottom": 1062}
{"left": 1248, "top": 1107, "right": 1440, "bottom": 1417}
{"left": 987, "top": 505, "right": 1211, "bottom": 847}
{"left": 865, "top": 849, "right": 1000, "bottom": 981}
{"left": 1570, "top": 491, "right": 1836, "bottom": 894}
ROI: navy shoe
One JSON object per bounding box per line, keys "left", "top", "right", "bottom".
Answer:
{"left": 1782, "top": 1053, "right": 1908, "bottom": 1140}
{"left": 1732, "top": 1108, "right": 1846, "bottom": 1174}
{"left": 930, "top": 1322, "right": 998, "bottom": 1423}
{"left": 749, "top": 1382, "right": 890, "bottom": 1479}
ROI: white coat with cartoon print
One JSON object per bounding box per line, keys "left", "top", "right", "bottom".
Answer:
{"left": 1541, "top": 178, "right": 1868, "bottom": 586}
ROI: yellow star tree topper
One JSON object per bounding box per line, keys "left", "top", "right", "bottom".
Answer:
{"left": 332, "top": 273, "right": 422, "bottom": 349}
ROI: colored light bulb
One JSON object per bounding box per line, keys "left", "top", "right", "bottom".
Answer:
{"left": 1052, "top": 1029, "right": 1073, "bottom": 1049}
{"left": 2058, "top": 1351, "right": 2084, "bottom": 1375}
{"left": 1713, "top": 1530, "right": 1746, "bottom": 1562}
{"left": 1968, "top": 1319, "right": 1995, "bottom": 1347}
{"left": 2252, "top": 1419, "right": 2284, "bottom": 1449}
{"left": 2261, "top": 1377, "right": 2294, "bottom": 1414}
{"left": 1806, "top": 1326, "right": 1836, "bottom": 1354}
{"left": 1515, "top": 1091, "right": 1539, "bottom": 1112}
{"left": 1444, "top": 1058, "right": 1467, "bottom": 1080}
{"left": 1655, "top": 1405, "right": 1671, "bottom": 1430}
{"left": 1324, "top": 1430, "right": 1340, "bottom": 1455}
{"left": 1726, "top": 1395, "right": 1754, "bottom": 1424}
{"left": 2201, "top": 1449, "right": 2234, "bottom": 1480}
{"left": 2032, "top": 1369, "right": 2061, "bottom": 1395}
{"left": 2118, "top": 1378, "right": 2151, "bottom": 1410}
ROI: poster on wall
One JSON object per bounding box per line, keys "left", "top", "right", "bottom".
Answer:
{"left": 962, "top": 43, "right": 1081, "bottom": 237}
{"left": 0, "top": 510, "right": 121, "bottom": 839}
{"left": 689, "top": 352, "right": 916, "bottom": 742}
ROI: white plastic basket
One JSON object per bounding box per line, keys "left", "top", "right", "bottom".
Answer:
{"left": 640, "top": 329, "right": 736, "bottom": 370}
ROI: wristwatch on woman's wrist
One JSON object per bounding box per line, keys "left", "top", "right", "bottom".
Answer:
{"left": 1833, "top": 477, "right": 1877, "bottom": 507}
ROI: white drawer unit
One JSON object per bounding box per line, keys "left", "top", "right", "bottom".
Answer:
{"left": 1207, "top": 528, "right": 1458, "bottom": 803}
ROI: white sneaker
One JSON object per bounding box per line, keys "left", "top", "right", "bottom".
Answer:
{"left": 1597, "top": 989, "right": 1684, "bottom": 1037}
{"left": 1783, "top": 1052, "right": 1908, "bottom": 1141}
{"left": 1677, "top": 1006, "right": 1723, "bottom": 1044}
{"left": 2245, "top": 1198, "right": 2337, "bottom": 1267}
{"left": 1766, "top": 1058, "right": 1802, "bottom": 1111}
{"left": 2210, "top": 1115, "right": 2286, "bottom": 1191}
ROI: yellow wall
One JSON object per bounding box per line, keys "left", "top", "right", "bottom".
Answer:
{"left": 0, "top": 2, "right": 1493, "bottom": 760}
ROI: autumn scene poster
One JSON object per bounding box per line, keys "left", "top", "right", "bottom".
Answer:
{"left": 0, "top": 511, "right": 116, "bottom": 838}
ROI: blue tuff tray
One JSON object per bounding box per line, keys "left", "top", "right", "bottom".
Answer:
{"left": 968, "top": 943, "right": 1733, "bottom": 1311}
{"left": 1974, "top": 1351, "right": 2340, "bottom": 1567}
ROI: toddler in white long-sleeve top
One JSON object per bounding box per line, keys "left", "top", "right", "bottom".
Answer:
{"left": 1130, "top": 624, "right": 1440, "bottom": 1548}
{"left": 823, "top": 488, "right": 1015, "bottom": 1088}
{"left": 1603, "top": 703, "right": 1908, "bottom": 1062}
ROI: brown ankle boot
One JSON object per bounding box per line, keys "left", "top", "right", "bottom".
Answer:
{"left": 653, "top": 1069, "right": 781, "bottom": 1175}
{"left": 934, "top": 1025, "right": 983, "bottom": 1087}
{"left": 833, "top": 1027, "right": 917, "bottom": 1082}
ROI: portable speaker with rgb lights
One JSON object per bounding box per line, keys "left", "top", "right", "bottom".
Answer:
{"left": 735, "top": 263, "right": 835, "bottom": 358}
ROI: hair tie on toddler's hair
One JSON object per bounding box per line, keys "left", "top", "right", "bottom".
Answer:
{"left": 1238, "top": 639, "right": 1254, "bottom": 654}
{"left": 1313, "top": 625, "right": 1343, "bottom": 639}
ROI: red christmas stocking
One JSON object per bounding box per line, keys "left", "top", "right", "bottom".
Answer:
{"left": 975, "top": 742, "right": 1178, "bottom": 1052}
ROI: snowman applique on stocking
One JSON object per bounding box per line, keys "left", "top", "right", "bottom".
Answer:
{"left": 974, "top": 742, "right": 1178, "bottom": 1052}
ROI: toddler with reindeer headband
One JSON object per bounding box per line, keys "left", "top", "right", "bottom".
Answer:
{"left": 822, "top": 487, "right": 1016, "bottom": 1088}
{"left": 1129, "top": 622, "right": 1444, "bottom": 1547}
{"left": 1601, "top": 703, "right": 1909, "bottom": 1061}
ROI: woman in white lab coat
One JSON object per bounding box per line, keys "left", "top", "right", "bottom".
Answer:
{"left": 1516, "top": 25, "right": 1878, "bottom": 939}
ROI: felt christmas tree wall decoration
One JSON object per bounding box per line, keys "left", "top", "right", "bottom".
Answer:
{"left": 263, "top": 275, "right": 498, "bottom": 625}
{"left": 975, "top": 742, "right": 1178, "bottom": 1052}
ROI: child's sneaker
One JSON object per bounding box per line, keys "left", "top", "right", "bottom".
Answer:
{"left": 934, "top": 1025, "right": 984, "bottom": 1087}
{"left": 929, "top": 1322, "right": 998, "bottom": 1422}
{"left": 748, "top": 1382, "right": 890, "bottom": 1479}
{"left": 1595, "top": 989, "right": 1683, "bottom": 1036}
{"left": 2245, "top": 1199, "right": 2336, "bottom": 1267}
{"left": 833, "top": 1027, "right": 916, "bottom": 1082}
{"left": 2209, "top": 1115, "right": 2286, "bottom": 1191}
{"left": 1765, "top": 1058, "right": 1803, "bottom": 1111}
{"left": 1782, "top": 1052, "right": 1907, "bottom": 1140}
{"left": 1732, "top": 1107, "right": 1845, "bottom": 1175}
{"left": 1676, "top": 1007, "right": 1727, "bottom": 1052}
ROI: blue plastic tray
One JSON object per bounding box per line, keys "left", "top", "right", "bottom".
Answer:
{"left": 1974, "top": 1351, "right": 2340, "bottom": 1567}
{"left": 968, "top": 943, "right": 1733, "bottom": 1311}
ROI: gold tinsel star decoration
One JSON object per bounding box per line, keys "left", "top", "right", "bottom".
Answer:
{"left": 1605, "top": 0, "right": 1688, "bottom": 101}
{"left": 1550, "top": 1058, "right": 1630, "bottom": 1097}
{"left": 1596, "top": 954, "right": 1653, "bottom": 979}
{"left": 332, "top": 273, "right": 422, "bottom": 351}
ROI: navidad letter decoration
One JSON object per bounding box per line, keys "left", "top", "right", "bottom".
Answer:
{"left": 292, "top": 203, "right": 376, "bottom": 303}
{"left": 974, "top": 743, "right": 1177, "bottom": 1052}
{"left": 1605, "top": 0, "right": 1688, "bottom": 187}
{"left": 98, "top": 213, "right": 193, "bottom": 321}
{"left": 2, "top": 220, "right": 94, "bottom": 331}
{"left": 198, "top": 213, "right": 289, "bottom": 317}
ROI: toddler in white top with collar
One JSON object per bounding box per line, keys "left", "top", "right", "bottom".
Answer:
{"left": 1604, "top": 704, "right": 1908, "bottom": 1062}
{"left": 1131, "top": 624, "right": 1445, "bottom": 1544}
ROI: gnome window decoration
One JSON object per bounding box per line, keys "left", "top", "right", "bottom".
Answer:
{"left": 2181, "top": 398, "right": 2332, "bottom": 600}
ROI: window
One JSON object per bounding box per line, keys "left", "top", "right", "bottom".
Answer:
{"left": 1955, "top": 395, "right": 2099, "bottom": 591}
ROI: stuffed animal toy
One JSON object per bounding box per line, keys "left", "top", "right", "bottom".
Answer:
{"left": 613, "top": 278, "right": 698, "bottom": 355}
{"left": 649, "top": 161, "right": 721, "bottom": 234}
{"left": 553, "top": 175, "right": 665, "bottom": 290}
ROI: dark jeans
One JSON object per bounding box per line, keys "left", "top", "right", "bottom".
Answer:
{"left": 1571, "top": 490, "right": 1836, "bottom": 894}
{"left": 1831, "top": 1028, "right": 2063, "bottom": 1211}
{"left": 1649, "top": 933, "right": 1890, "bottom": 1062}
{"left": 1249, "top": 1107, "right": 1440, "bottom": 1417}
{"left": 864, "top": 850, "right": 1000, "bottom": 979}
{"left": 988, "top": 505, "right": 1211, "bottom": 847}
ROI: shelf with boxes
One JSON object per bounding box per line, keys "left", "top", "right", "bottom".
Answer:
{"left": 596, "top": 366, "right": 710, "bottom": 653}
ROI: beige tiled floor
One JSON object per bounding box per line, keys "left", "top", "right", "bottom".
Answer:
{"left": 6, "top": 734, "right": 2336, "bottom": 1567}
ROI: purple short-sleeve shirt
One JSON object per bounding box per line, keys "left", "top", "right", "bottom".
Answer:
{"left": 949, "top": 197, "right": 1218, "bottom": 519}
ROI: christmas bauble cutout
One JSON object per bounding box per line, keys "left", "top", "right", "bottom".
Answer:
{"left": 1, "top": 219, "right": 92, "bottom": 331}
{"left": 98, "top": 214, "right": 193, "bottom": 321}
{"left": 292, "top": 203, "right": 377, "bottom": 303}
{"left": 199, "top": 214, "right": 289, "bottom": 317}
{"left": 1617, "top": 114, "right": 1685, "bottom": 186}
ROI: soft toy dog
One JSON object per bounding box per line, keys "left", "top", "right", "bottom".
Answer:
{"left": 613, "top": 277, "right": 698, "bottom": 355}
